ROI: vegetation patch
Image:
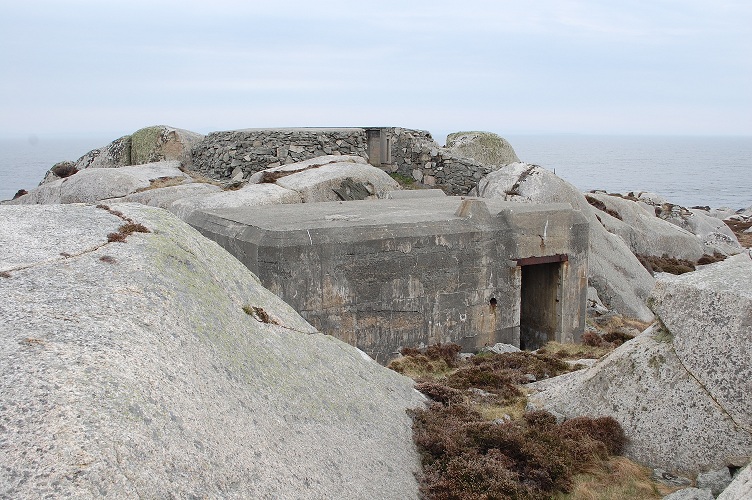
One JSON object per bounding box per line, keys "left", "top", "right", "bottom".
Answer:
{"left": 0, "top": 271, "right": 11, "bottom": 278}
{"left": 135, "top": 176, "right": 186, "bottom": 192}
{"left": 99, "top": 255, "right": 117, "bottom": 264}
{"left": 393, "top": 341, "right": 670, "bottom": 499}
{"left": 389, "top": 172, "right": 416, "bottom": 187}
{"left": 636, "top": 254, "right": 695, "bottom": 275}
{"left": 725, "top": 219, "right": 752, "bottom": 248}
{"left": 584, "top": 195, "right": 622, "bottom": 220}
{"left": 51, "top": 161, "right": 78, "bottom": 179}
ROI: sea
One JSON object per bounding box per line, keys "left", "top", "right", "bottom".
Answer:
{"left": 1, "top": 134, "right": 750, "bottom": 210}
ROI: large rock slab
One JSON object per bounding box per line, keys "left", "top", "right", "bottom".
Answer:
{"left": 586, "top": 192, "right": 706, "bottom": 261}
{"left": 650, "top": 251, "right": 752, "bottom": 431}
{"left": 529, "top": 253, "right": 752, "bottom": 475}
{"left": 474, "top": 162, "right": 655, "bottom": 321}
{"left": 112, "top": 182, "right": 223, "bottom": 209}
{"left": 249, "top": 155, "right": 400, "bottom": 203}
{"left": 445, "top": 131, "right": 520, "bottom": 166}
{"left": 0, "top": 204, "right": 424, "bottom": 499}
{"left": 169, "top": 183, "right": 302, "bottom": 220}
{"left": 10, "top": 161, "right": 190, "bottom": 205}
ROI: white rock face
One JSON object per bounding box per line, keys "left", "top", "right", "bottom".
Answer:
{"left": 249, "top": 155, "right": 400, "bottom": 203}
{"left": 474, "top": 162, "right": 655, "bottom": 321}
{"left": 113, "top": 183, "right": 223, "bottom": 208}
{"left": 530, "top": 253, "right": 752, "bottom": 475}
{"left": 10, "top": 161, "right": 190, "bottom": 205}
{"left": 585, "top": 192, "right": 706, "bottom": 261}
{"left": 169, "top": 183, "right": 303, "bottom": 220}
{"left": 0, "top": 204, "right": 424, "bottom": 499}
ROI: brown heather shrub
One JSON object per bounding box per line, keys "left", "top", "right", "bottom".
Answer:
{"left": 560, "top": 416, "right": 627, "bottom": 456}
{"left": 446, "top": 365, "right": 523, "bottom": 400}
{"left": 107, "top": 232, "right": 127, "bottom": 243}
{"left": 470, "top": 351, "right": 572, "bottom": 380}
{"left": 637, "top": 254, "right": 695, "bottom": 275}
{"left": 400, "top": 346, "right": 422, "bottom": 357}
{"left": 51, "top": 162, "right": 78, "bottom": 178}
{"left": 581, "top": 331, "right": 603, "bottom": 347}
{"left": 425, "top": 343, "right": 462, "bottom": 367}
{"left": 697, "top": 252, "right": 727, "bottom": 265}
{"left": 119, "top": 222, "right": 150, "bottom": 235}
{"left": 602, "top": 330, "right": 635, "bottom": 346}
{"left": 415, "top": 381, "right": 465, "bottom": 405}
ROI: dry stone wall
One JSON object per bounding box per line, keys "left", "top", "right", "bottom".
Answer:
{"left": 384, "top": 128, "right": 499, "bottom": 195}
{"left": 189, "top": 127, "right": 509, "bottom": 196}
{"left": 191, "top": 128, "right": 369, "bottom": 180}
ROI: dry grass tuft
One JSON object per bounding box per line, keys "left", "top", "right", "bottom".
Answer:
{"left": 557, "top": 456, "right": 679, "bottom": 500}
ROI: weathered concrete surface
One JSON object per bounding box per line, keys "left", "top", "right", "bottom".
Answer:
{"left": 585, "top": 192, "right": 706, "bottom": 261}
{"left": 530, "top": 253, "right": 752, "bottom": 475}
{"left": 10, "top": 161, "right": 190, "bottom": 205}
{"left": 474, "top": 162, "right": 656, "bottom": 321}
{"left": 445, "top": 131, "right": 520, "bottom": 166}
{"left": 0, "top": 204, "right": 424, "bottom": 499}
{"left": 188, "top": 196, "right": 589, "bottom": 362}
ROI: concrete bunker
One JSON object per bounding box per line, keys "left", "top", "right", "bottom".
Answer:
{"left": 188, "top": 194, "right": 589, "bottom": 363}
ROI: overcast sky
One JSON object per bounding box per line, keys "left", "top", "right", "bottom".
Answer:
{"left": 1, "top": 0, "right": 750, "bottom": 142}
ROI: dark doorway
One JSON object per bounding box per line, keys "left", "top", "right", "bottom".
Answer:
{"left": 519, "top": 262, "right": 561, "bottom": 350}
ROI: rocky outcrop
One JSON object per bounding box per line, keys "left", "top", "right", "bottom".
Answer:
{"left": 585, "top": 192, "right": 707, "bottom": 261}
{"left": 631, "top": 193, "right": 743, "bottom": 256}
{"left": 445, "top": 131, "right": 520, "bottom": 167}
{"left": 473, "top": 162, "right": 655, "bottom": 321}
{"left": 529, "top": 253, "right": 752, "bottom": 475}
{"left": 0, "top": 204, "right": 424, "bottom": 499}
{"left": 37, "top": 126, "right": 203, "bottom": 185}
{"left": 10, "top": 161, "right": 192, "bottom": 205}
{"left": 252, "top": 155, "right": 399, "bottom": 203}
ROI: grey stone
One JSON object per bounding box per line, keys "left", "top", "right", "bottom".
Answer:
{"left": 482, "top": 343, "right": 522, "bottom": 354}
{"left": 717, "top": 463, "right": 752, "bottom": 500}
{"left": 273, "top": 161, "right": 399, "bottom": 203}
{"left": 129, "top": 125, "right": 204, "bottom": 166}
{"left": 445, "top": 131, "right": 520, "bottom": 167}
{"left": 113, "top": 183, "right": 223, "bottom": 209}
{"left": 697, "top": 467, "right": 733, "bottom": 496}
{"left": 653, "top": 469, "right": 693, "bottom": 487}
{"left": 475, "top": 162, "right": 655, "bottom": 322}
{"left": 0, "top": 203, "right": 424, "bottom": 499}
{"left": 662, "top": 487, "right": 713, "bottom": 500}
{"left": 169, "top": 183, "right": 302, "bottom": 220}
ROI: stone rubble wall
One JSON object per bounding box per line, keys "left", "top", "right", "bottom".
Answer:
{"left": 190, "top": 127, "right": 503, "bottom": 196}
{"left": 190, "top": 128, "right": 369, "bottom": 180}
{"left": 384, "top": 128, "right": 498, "bottom": 196}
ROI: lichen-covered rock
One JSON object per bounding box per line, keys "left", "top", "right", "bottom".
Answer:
{"left": 529, "top": 253, "right": 752, "bottom": 475}
{"left": 445, "top": 131, "right": 520, "bottom": 167}
{"left": 9, "top": 161, "right": 191, "bottom": 205}
{"left": 474, "top": 162, "right": 655, "bottom": 321}
{"left": 0, "top": 204, "right": 424, "bottom": 499}
{"left": 73, "top": 134, "right": 133, "bottom": 170}
{"left": 129, "top": 125, "right": 204, "bottom": 166}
